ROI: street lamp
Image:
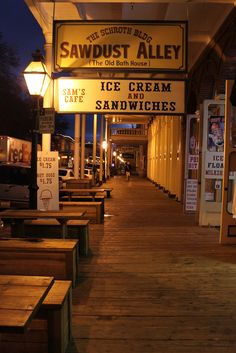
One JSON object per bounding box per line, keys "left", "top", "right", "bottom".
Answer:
{"left": 23, "top": 50, "right": 51, "bottom": 209}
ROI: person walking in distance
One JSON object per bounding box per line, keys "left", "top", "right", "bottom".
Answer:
{"left": 125, "top": 162, "right": 131, "bottom": 181}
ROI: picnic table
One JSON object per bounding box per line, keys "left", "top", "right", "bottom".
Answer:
{"left": 60, "top": 188, "right": 106, "bottom": 201}
{"left": 0, "top": 209, "right": 85, "bottom": 239}
{"left": 0, "top": 275, "right": 54, "bottom": 333}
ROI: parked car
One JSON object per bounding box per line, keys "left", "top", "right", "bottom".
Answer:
{"left": 59, "top": 168, "right": 75, "bottom": 188}
{"left": 0, "top": 163, "right": 31, "bottom": 209}
{"left": 84, "top": 168, "right": 93, "bottom": 180}
{"left": 59, "top": 168, "right": 75, "bottom": 180}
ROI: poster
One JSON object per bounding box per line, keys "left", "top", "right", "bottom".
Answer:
{"left": 207, "top": 115, "right": 224, "bottom": 152}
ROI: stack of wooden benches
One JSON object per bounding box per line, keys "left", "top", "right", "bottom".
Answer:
{"left": 0, "top": 275, "right": 72, "bottom": 353}
{"left": 0, "top": 183, "right": 113, "bottom": 352}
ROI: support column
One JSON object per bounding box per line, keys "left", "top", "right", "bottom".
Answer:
{"left": 139, "top": 144, "right": 144, "bottom": 177}
{"left": 80, "top": 114, "right": 86, "bottom": 179}
{"left": 107, "top": 119, "right": 111, "bottom": 178}
{"left": 92, "top": 114, "right": 97, "bottom": 185}
{"left": 99, "top": 115, "right": 104, "bottom": 184}
{"left": 74, "top": 114, "right": 80, "bottom": 179}
{"left": 104, "top": 117, "right": 108, "bottom": 180}
{"left": 42, "top": 39, "right": 53, "bottom": 152}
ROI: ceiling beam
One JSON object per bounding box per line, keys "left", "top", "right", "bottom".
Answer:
{"left": 37, "top": 0, "right": 236, "bottom": 3}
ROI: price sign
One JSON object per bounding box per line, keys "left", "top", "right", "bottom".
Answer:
{"left": 37, "top": 151, "right": 59, "bottom": 210}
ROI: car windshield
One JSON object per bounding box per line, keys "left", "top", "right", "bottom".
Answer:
{"left": 0, "top": 165, "right": 31, "bottom": 185}
{"left": 59, "top": 170, "right": 67, "bottom": 177}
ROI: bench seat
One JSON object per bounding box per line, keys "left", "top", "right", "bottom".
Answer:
{"left": 60, "top": 195, "right": 105, "bottom": 213}
{"left": 0, "top": 280, "right": 72, "bottom": 353}
{"left": 16, "top": 219, "right": 90, "bottom": 256}
{"left": 103, "top": 188, "right": 113, "bottom": 198}
{"left": 60, "top": 201, "right": 104, "bottom": 223}
{"left": 0, "top": 238, "right": 79, "bottom": 287}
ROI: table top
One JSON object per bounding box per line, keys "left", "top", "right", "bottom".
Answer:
{"left": 0, "top": 237, "right": 79, "bottom": 251}
{"left": 0, "top": 275, "right": 54, "bottom": 333}
{"left": 0, "top": 209, "right": 85, "bottom": 220}
{"left": 60, "top": 188, "right": 105, "bottom": 193}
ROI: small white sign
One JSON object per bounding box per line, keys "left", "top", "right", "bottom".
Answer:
{"left": 185, "top": 179, "right": 198, "bottom": 211}
{"left": 39, "top": 108, "right": 55, "bottom": 134}
{"left": 215, "top": 180, "right": 222, "bottom": 190}
{"left": 205, "top": 151, "right": 224, "bottom": 178}
{"left": 188, "top": 154, "right": 198, "bottom": 170}
{"left": 37, "top": 151, "right": 59, "bottom": 210}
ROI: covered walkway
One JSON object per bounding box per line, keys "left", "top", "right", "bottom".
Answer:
{"left": 69, "top": 176, "right": 236, "bottom": 353}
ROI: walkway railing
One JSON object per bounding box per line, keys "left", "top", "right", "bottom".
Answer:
{"left": 110, "top": 127, "right": 147, "bottom": 136}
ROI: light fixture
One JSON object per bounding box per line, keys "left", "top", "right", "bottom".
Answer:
{"left": 23, "top": 50, "right": 50, "bottom": 97}
{"left": 102, "top": 140, "right": 108, "bottom": 150}
{"left": 23, "top": 50, "right": 51, "bottom": 209}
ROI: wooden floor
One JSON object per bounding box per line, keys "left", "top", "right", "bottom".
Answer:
{"left": 66, "top": 175, "right": 236, "bottom": 353}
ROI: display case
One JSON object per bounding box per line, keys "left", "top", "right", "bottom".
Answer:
{"left": 198, "top": 99, "right": 224, "bottom": 226}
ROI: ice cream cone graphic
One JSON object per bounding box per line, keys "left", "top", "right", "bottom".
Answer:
{"left": 40, "top": 189, "right": 53, "bottom": 210}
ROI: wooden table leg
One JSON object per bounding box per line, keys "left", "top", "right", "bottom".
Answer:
{"left": 58, "top": 220, "right": 68, "bottom": 239}
{"left": 11, "top": 219, "right": 25, "bottom": 237}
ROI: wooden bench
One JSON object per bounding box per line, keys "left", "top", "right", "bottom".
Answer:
{"left": 38, "top": 280, "right": 72, "bottom": 353}
{"left": 16, "top": 219, "right": 90, "bottom": 256}
{"left": 103, "top": 188, "right": 113, "bottom": 198}
{"left": 60, "top": 201, "right": 104, "bottom": 224}
{"left": 0, "top": 209, "right": 86, "bottom": 239}
{"left": 0, "top": 238, "right": 79, "bottom": 287}
{"left": 0, "top": 280, "right": 72, "bottom": 353}
{"left": 60, "top": 194, "right": 105, "bottom": 212}
{"left": 65, "top": 179, "right": 92, "bottom": 189}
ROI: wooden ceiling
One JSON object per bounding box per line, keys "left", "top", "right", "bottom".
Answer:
{"left": 24, "top": 1, "right": 236, "bottom": 123}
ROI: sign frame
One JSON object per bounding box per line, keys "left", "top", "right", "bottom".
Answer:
{"left": 53, "top": 20, "right": 187, "bottom": 73}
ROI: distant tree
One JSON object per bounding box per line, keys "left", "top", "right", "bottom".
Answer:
{"left": 55, "top": 113, "right": 70, "bottom": 135}
{"left": 0, "top": 32, "right": 32, "bottom": 139}
{"left": 0, "top": 33, "right": 70, "bottom": 140}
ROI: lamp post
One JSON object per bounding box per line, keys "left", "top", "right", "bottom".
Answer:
{"left": 102, "top": 140, "right": 108, "bottom": 182}
{"left": 23, "top": 50, "right": 51, "bottom": 209}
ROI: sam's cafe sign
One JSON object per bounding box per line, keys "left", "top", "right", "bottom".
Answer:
{"left": 54, "top": 78, "right": 185, "bottom": 114}
{"left": 54, "top": 21, "right": 187, "bottom": 114}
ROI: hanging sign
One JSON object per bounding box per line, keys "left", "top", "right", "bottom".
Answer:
{"left": 54, "top": 21, "right": 187, "bottom": 72}
{"left": 54, "top": 78, "right": 185, "bottom": 114}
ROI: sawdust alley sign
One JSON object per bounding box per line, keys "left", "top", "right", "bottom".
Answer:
{"left": 54, "top": 21, "right": 187, "bottom": 72}
{"left": 54, "top": 78, "right": 185, "bottom": 115}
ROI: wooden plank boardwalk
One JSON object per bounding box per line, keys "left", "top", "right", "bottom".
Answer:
{"left": 67, "top": 175, "right": 236, "bottom": 353}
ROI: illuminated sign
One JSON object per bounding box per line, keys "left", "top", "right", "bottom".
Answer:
{"left": 54, "top": 78, "right": 185, "bottom": 114}
{"left": 54, "top": 21, "right": 187, "bottom": 72}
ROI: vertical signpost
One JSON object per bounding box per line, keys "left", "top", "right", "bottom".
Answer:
{"left": 220, "top": 80, "right": 236, "bottom": 243}
{"left": 184, "top": 114, "right": 199, "bottom": 212}
{"left": 199, "top": 99, "right": 224, "bottom": 226}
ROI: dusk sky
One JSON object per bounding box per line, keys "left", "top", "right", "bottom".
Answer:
{"left": 0, "top": 1, "right": 117, "bottom": 140}
{"left": 0, "top": 1, "right": 80, "bottom": 138}
{"left": 0, "top": 1, "right": 44, "bottom": 74}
